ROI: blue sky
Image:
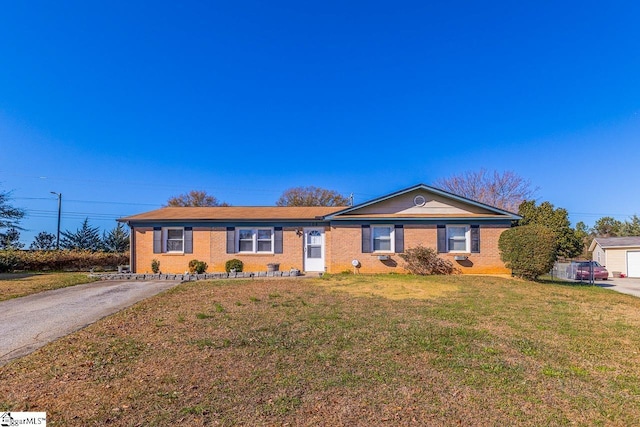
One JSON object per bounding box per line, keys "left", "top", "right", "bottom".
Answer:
{"left": 1, "top": 1, "right": 639, "bottom": 245}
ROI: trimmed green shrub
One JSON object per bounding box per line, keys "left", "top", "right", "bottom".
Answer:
{"left": 151, "top": 259, "right": 160, "bottom": 274}
{"left": 225, "top": 259, "right": 243, "bottom": 273}
{"left": 498, "top": 224, "right": 557, "bottom": 280}
{"left": 188, "top": 259, "right": 208, "bottom": 274}
{"left": 399, "top": 245, "right": 458, "bottom": 275}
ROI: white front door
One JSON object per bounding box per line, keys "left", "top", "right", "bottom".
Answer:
{"left": 304, "top": 228, "right": 325, "bottom": 272}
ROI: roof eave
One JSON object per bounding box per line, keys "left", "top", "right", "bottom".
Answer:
{"left": 329, "top": 215, "right": 519, "bottom": 222}
{"left": 119, "top": 218, "right": 331, "bottom": 224}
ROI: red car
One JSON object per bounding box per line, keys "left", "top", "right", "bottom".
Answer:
{"left": 568, "top": 261, "right": 609, "bottom": 280}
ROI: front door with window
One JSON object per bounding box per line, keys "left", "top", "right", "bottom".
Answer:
{"left": 304, "top": 228, "right": 325, "bottom": 272}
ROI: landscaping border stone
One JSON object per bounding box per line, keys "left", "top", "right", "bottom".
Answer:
{"left": 90, "top": 269, "right": 301, "bottom": 281}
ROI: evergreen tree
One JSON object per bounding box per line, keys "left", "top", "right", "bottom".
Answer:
{"left": 499, "top": 224, "right": 557, "bottom": 280}
{"left": 518, "top": 200, "right": 583, "bottom": 259}
{"left": 592, "top": 216, "right": 622, "bottom": 237}
{"left": 60, "top": 218, "right": 102, "bottom": 251}
{"left": 0, "top": 227, "right": 24, "bottom": 249}
{"left": 102, "top": 223, "right": 130, "bottom": 252}
{"left": 620, "top": 214, "right": 640, "bottom": 236}
{"left": 30, "top": 231, "right": 57, "bottom": 250}
{"left": 574, "top": 221, "right": 591, "bottom": 258}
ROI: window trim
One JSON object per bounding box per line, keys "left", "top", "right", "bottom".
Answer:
{"left": 238, "top": 228, "right": 255, "bottom": 253}
{"left": 371, "top": 224, "right": 395, "bottom": 253}
{"left": 236, "top": 227, "right": 275, "bottom": 254}
{"left": 164, "top": 227, "right": 185, "bottom": 253}
{"left": 446, "top": 225, "right": 470, "bottom": 253}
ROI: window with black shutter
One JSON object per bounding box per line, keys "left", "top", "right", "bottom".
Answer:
{"left": 361, "top": 225, "right": 371, "bottom": 253}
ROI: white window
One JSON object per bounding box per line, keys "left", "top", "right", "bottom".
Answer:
{"left": 446, "top": 225, "right": 469, "bottom": 252}
{"left": 238, "top": 229, "right": 254, "bottom": 252}
{"left": 257, "top": 229, "right": 273, "bottom": 252}
{"left": 237, "top": 228, "right": 274, "bottom": 253}
{"left": 165, "top": 228, "right": 184, "bottom": 252}
{"left": 372, "top": 225, "right": 394, "bottom": 252}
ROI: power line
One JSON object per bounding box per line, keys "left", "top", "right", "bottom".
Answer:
{"left": 1, "top": 172, "right": 287, "bottom": 195}
{"left": 26, "top": 211, "right": 125, "bottom": 219}
{"left": 14, "top": 196, "right": 161, "bottom": 207}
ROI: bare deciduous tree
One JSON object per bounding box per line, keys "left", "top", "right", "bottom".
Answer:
{"left": 276, "top": 186, "right": 350, "bottom": 207}
{"left": 433, "top": 169, "right": 537, "bottom": 212}
{"left": 166, "top": 190, "right": 229, "bottom": 207}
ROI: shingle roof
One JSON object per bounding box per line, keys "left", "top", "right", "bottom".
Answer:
{"left": 593, "top": 237, "right": 640, "bottom": 248}
{"left": 118, "top": 206, "right": 345, "bottom": 222}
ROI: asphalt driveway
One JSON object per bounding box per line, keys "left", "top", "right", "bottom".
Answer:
{"left": 0, "top": 279, "right": 182, "bottom": 366}
{"left": 598, "top": 277, "right": 640, "bottom": 298}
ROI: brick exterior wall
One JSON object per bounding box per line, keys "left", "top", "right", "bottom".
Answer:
{"left": 327, "top": 224, "right": 510, "bottom": 274}
{"left": 133, "top": 224, "right": 509, "bottom": 275}
{"left": 133, "top": 226, "right": 308, "bottom": 274}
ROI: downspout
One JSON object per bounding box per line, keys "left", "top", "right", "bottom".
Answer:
{"left": 128, "top": 222, "right": 136, "bottom": 273}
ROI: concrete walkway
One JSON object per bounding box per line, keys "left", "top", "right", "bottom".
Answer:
{"left": 0, "top": 280, "right": 182, "bottom": 366}
{"left": 597, "top": 277, "right": 640, "bottom": 298}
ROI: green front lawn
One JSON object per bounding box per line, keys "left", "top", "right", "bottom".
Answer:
{"left": 1, "top": 274, "right": 639, "bottom": 425}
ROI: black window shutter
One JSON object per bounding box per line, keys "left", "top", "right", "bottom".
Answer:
{"left": 153, "top": 227, "right": 162, "bottom": 253}
{"left": 274, "top": 227, "right": 283, "bottom": 254}
{"left": 361, "top": 225, "right": 372, "bottom": 253}
{"left": 437, "top": 225, "right": 446, "bottom": 253}
{"left": 184, "top": 227, "right": 193, "bottom": 254}
{"left": 394, "top": 225, "right": 404, "bottom": 253}
{"left": 471, "top": 225, "right": 480, "bottom": 253}
{"left": 226, "top": 227, "right": 235, "bottom": 254}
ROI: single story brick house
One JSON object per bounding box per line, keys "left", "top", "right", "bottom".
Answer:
{"left": 118, "top": 184, "right": 520, "bottom": 275}
{"left": 589, "top": 237, "right": 640, "bottom": 278}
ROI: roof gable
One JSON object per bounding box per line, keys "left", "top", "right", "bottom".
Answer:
{"left": 590, "top": 236, "right": 640, "bottom": 251}
{"left": 326, "top": 184, "right": 521, "bottom": 220}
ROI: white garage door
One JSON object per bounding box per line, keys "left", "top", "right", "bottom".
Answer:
{"left": 628, "top": 251, "right": 640, "bottom": 278}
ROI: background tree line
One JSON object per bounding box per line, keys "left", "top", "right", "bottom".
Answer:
{"left": 1, "top": 221, "right": 130, "bottom": 252}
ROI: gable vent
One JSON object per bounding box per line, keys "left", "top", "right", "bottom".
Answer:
{"left": 413, "top": 195, "right": 427, "bottom": 206}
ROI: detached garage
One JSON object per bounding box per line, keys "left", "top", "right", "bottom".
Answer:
{"left": 590, "top": 237, "right": 640, "bottom": 278}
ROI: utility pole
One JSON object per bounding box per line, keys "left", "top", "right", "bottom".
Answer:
{"left": 51, "top": 192, "right": 62, "bottom": 250}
